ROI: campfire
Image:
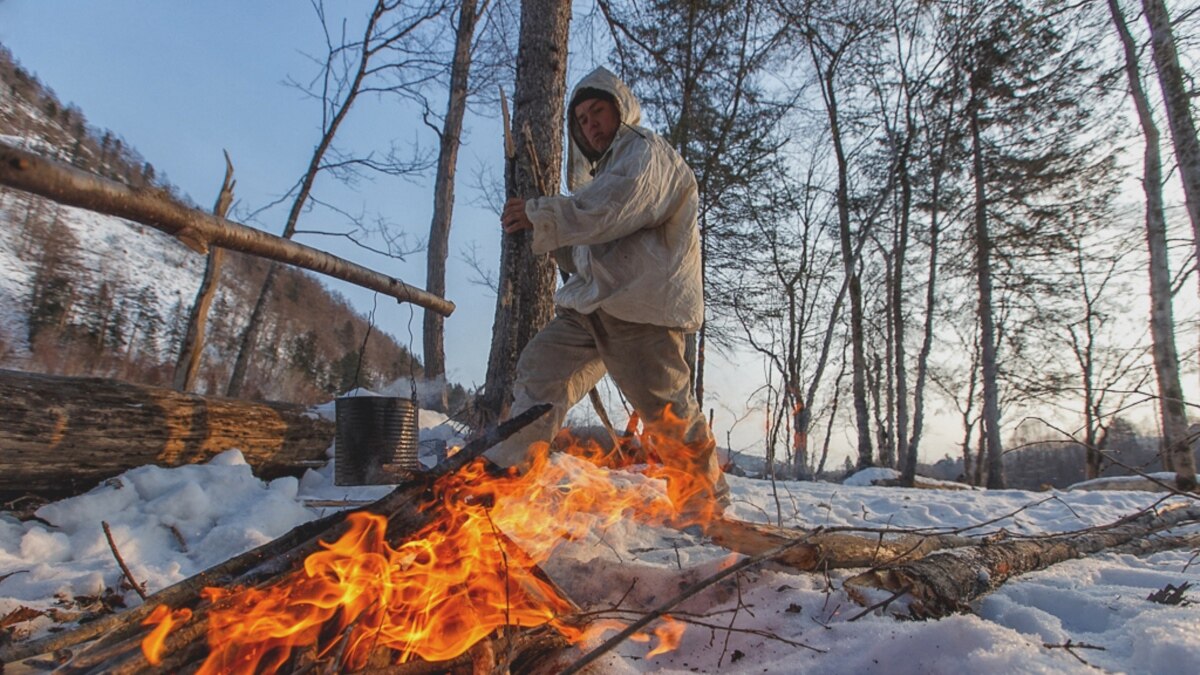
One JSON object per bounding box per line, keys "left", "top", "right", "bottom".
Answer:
{"left": 132, "top": 412, "right": 718, "bottom": 672}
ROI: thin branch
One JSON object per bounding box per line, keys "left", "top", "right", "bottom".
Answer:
{"left": 102, "top": 521, "right": 147, "bottom": 601}
{"left": 561, "top": 529, "right": 827, "bottom": 674}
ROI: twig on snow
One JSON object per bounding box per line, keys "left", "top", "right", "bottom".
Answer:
{"left": 561, "top": 529, "right": 827, "bottom": 674}
{"left": 847, "top": 585, "right": 910, "bottom": 622}
{"left": 101, "top": 521, "right": 147, "bottom": 601}
{"left": 1043, "top": 639, "right": 1106, "bottom": 669}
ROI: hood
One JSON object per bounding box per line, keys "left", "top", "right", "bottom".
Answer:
{"left": 566, "top": 66, "right": 642, "bottom": 191}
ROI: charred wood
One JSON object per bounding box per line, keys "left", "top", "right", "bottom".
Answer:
{"left": 2, "top": 405, "right": 556, "bottom": 673}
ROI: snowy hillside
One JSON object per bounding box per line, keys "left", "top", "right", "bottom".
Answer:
{"left": 0, "top": 174, "right": 220, "bottom": 363}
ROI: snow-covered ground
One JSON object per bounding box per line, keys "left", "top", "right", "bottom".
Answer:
{"left": 2, "top": 407, "right": 1198, "bottom": 674}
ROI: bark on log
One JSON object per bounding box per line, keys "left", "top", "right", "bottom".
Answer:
{"left": 705, "top": 518, "right": 973, "bottom": 571}
{"left": 0, "top": 144, "right": 454, "bottom": 316}
{"left": 0, "top": 369, "right": 333, "bottom": 500}
{"left": 844, "top": 504, "right": 1200, "bottom": 619}
{"left": 1, "top": 405, "right": 561, "bottom": 673}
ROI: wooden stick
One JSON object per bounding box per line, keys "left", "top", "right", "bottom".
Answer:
{"left": 0, "top": 145, "right": 454, "bottom": 316}
{"left": 102, "top": 521, "right": 148, "bottom": 601}
{"left": 500, "top": 85, "right": 515, "bottom": 160}
{"left": 560, "top": 529, "right": 827, "bottom": 674}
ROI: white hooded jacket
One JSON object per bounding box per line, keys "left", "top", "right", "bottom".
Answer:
{"left": 524, "top": 67, "right": 704, "bottom": 332}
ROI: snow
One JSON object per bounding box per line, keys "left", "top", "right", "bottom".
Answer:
{"left": 2, "top": 413, "right": 1198, "bottom": 673}
{"left": 0, "top": 141, "right": 225, "bottom": 362}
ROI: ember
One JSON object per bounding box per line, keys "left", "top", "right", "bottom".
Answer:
{"left": 140, "top": 415, "right": 719, "bottom": 671}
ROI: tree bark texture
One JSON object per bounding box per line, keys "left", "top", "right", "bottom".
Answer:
{"left": 1142, "top": 0, "right": 1200, "bottom": 304}
{"left": 845, "top": 505, "right": 1200, "bottom": 619}
{"left": 423, "top": 0, "right": 480, "bottom": 413}
{"left": 172, "top": 152, "right": 234, "bottom": 392}
{"left": 480, "top": 0, "right": 571, "bottom": 425}
{"left": 970, "top": 102, "right": 1006, "bottom": 489}
{"left": 0, "top": 145, "right": 454, "bottom": 316}
{"left": 705, "top": 518, "right": 973, "bottom": 572}
{"left": 1109, "top": 0, "right": 1195, "bottom": 489}
{"left": 0, "top": 369, "right": 333, "bottom": 500}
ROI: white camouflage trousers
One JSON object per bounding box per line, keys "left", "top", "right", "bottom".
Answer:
{"left": 485, "top": 307, "right": 729, "bottom": 512}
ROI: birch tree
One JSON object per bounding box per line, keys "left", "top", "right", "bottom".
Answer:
{"left": 1142, "top": 0, "right": 1200, "bottom": 308}
{"left": 1111, "top": 0, "right": 1195, "bottom": 489}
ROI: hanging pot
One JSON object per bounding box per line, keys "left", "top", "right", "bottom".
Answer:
{"left": 334, "top": 396, "right": 420, "bottom": 485}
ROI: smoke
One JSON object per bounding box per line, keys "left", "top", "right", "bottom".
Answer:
{"left": 376, "top": 376, "right": 451, "bottom": 409}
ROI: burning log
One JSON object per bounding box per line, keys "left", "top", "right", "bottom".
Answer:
{"left": 844, "top": 503, "right": 1200, "bottom": 619}
{"left": 3, "top": 406, "right": 583, "bottom": 674}
{"left": 0, "top": 369, "right": 334, "bottom": 500}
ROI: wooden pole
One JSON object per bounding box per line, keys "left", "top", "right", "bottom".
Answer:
{"left": 0, "top": 145, "right": 455, "bottom": 316}
{"left": 172, "top": 150, "right": 234, "bottom": 391}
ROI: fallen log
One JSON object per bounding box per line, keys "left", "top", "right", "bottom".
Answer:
{"left": 3, "top": 405, "right": 573, "bottom": 674}
{"left": 0, "top": 144, "right": 454, "bottom": 316}
{"left": 0, "top": 369, "right": 333, "bottom": 501}
{"left": 704, "top": 518, "right": 974, "bottom": 571}
{"left": 844, "top": 504, "right": 1200, "bottom": 619}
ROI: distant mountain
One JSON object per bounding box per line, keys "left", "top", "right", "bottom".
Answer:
{"left": 0, "top": 44, "right": 455, "bottom": 407}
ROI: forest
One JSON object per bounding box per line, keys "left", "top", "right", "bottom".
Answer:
{"left": 2, "top": 0, "right": 1199, "bottom": 492}
{"left": 3, "top": 2, "right": 1200, "bottom": 673}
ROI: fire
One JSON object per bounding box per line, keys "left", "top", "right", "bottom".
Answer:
{"left": 141, "top": 412, "right": 721, "bottom": 670}
{"left": 646, "top": 615, "right": 686, "bottom": 657}
{"left": 141, "top": 605, "right": 193, "bottom": 666}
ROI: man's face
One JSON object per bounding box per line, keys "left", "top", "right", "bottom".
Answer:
{"left": 574, "top": 97, "right": 620, "bottom": 155}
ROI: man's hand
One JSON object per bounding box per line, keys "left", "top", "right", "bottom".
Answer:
{"left": 501, "top": 197, "right": 533, "bottom": 234}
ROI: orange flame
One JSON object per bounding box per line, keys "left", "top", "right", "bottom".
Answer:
{"left": 141, "top": 411, "right": 721, "bottom": 670}
{"left": 646, "top": 615, "right": 686, "bottom": 657}
{"left": 140, "top": 604, "right": 193, "bottom": 666}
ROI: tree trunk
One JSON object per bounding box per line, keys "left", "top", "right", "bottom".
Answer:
{"left": 970, "top": 102, "right": 1006, "bottom": 489}
{"left": 173, "top": 152, "right": 235, "bottom": 392}
{"left": 479, "top": 0, "right": 571, "bottom": 425}
{"left": 845, "top": 505, "right": 1200, "bottom": 619}
{"left": 1112, "top": 0, "right": 1195, "bottom": 490}
{"left": 817, "top": 50, "right": 874, "bottom": 470}
{"left": 705, "top": 518, "right": 972, "bottom": 572}
{"left": 0, "top": 369, "right": 333, "bottom": 500}
{"left": 423, "top": 0, "right": 480, "bottom": 413}
{"left": 892, "top": 125, "right": 914, "bottom": 482}
{"left": 1142, "top": 0, "right": 1200, "bottom": 307}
